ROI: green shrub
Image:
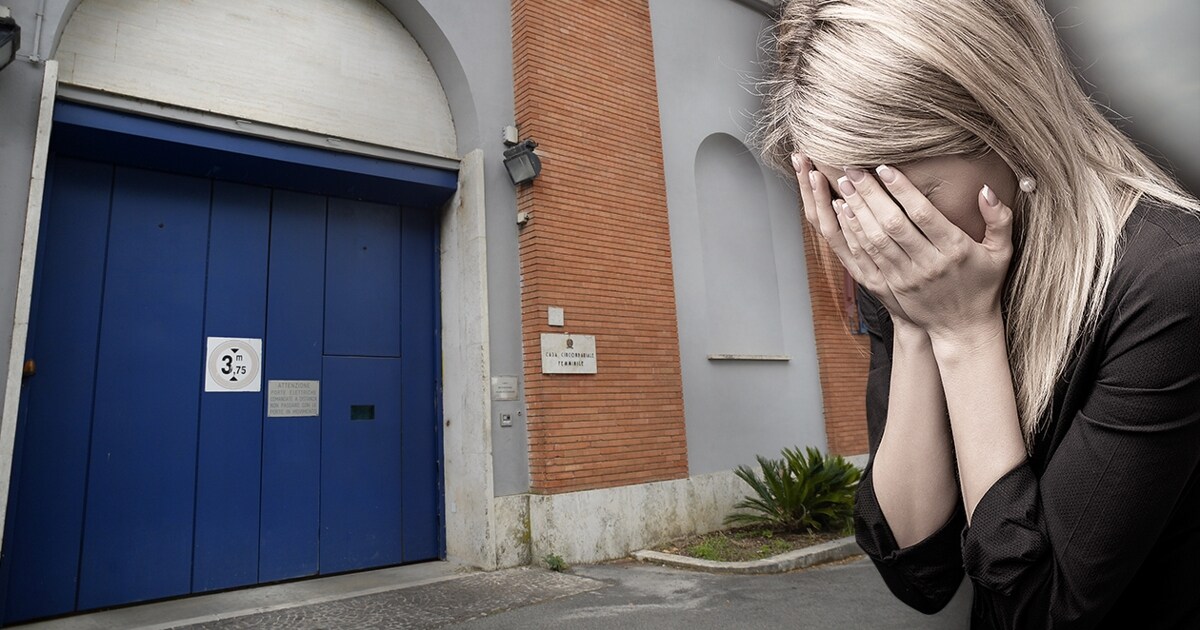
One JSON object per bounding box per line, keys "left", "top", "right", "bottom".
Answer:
{"left": 725, "top": 446, "right": 861, "bottom": 534}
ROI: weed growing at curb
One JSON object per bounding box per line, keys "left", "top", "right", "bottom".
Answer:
{"left": 662, "top": 526, "right": 843, "bottom": 563}
{"left": 543, "top": 552, "right": 569, "bottom": 572}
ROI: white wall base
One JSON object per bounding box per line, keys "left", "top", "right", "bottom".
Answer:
{"left": 493, "top": 494, "right": 532, "bottom": 568}
{"left": 488, "top": 469, "right": 752, "bottom": 567}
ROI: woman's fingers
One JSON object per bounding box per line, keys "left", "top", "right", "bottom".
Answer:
{"left": 837, "top": 200, "right": 914, "bottom": 324}
{"left": 978, "top": 185, "right": 1014, "bottom": 257}
{"left": 873, "top": 165, "right": 964, "bottom": 253}
{"left": 810, "top": 169, "right": 839, "bottom": 238}
{"left": 836, "top": 172, "right": 916, "bottom": 273}
{"left": 808, "top": 170, "right": 867, "bottom": 279}
{"left": 791, "top": 153, "right": 817, "bottom": 227}
{"left": 836, "top": 200, "right": 878, "bottom": 275}
{"left": 830, "top": 204, "right": 868, "bottom": 277}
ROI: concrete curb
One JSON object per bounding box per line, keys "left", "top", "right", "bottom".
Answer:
{"left": 632, "top": 536, "right": 863, "bottom": 575}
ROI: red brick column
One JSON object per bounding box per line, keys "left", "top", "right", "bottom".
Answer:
{"left": 800, "top": 221, "right": 871, "bottom": 456}
{"left": 512, "top": 0, "right": 689, "bottom": 493}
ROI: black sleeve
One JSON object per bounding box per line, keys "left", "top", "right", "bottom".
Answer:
{"left": 858, "top": 284, "right": 892, "bottom": 456}
{"left": 963, "top": 241, "right": 1200, "bottom": 628}
{"left": 852, "top": 286, "right": 968, "bottom": 615}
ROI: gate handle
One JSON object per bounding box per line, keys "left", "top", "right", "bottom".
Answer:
{"left": 22, "top": 359, "right": 35, "bottom": 378}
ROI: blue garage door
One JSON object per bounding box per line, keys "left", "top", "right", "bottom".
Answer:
{"left": 0, "top": 106, "right": 451, "bottom": 624}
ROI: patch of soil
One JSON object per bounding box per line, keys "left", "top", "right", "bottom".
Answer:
{"left": 656, "top": 526, "right": 848, "bottom": 562}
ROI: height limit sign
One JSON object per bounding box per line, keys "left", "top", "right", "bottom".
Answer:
{"left": 205, "top": 337, "right": 262, "bottom": 393}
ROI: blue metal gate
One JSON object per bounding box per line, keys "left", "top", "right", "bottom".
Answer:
{"left": 0, "top": 105, "right": 452, "bottom": 623}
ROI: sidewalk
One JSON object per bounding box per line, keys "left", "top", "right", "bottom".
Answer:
{"left": 16, "top": 556, "right": 972, "bottom": 629}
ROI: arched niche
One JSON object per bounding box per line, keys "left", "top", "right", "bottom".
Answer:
{"left": 693, "top": 132, "right": 785, "bottom": 355}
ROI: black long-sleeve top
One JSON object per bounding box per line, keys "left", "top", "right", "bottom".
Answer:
{"left": 853, "top": 199, "right": 1200, "bottom": 629}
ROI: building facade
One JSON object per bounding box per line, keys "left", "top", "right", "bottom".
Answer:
{"left": 0, "top": 0, "right": 1193, "bottom": 624}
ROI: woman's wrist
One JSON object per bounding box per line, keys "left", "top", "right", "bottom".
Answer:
{"left": 891, "top": 318, "right": 931, "bottom": 349}
{"left": 927, "top": 312, "right": 1007, "bottom": 362}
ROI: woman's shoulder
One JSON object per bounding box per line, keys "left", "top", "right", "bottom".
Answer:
{"left": 1119, "top": 197, "right": 1200, "bottom": 256}
{"left": 1107, "top": 197, "right": 1200, "bottom": 317}
{"left": 1113, "top": 196, "right": 1200, "bottom": 277}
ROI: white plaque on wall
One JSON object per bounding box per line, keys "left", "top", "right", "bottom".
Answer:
{"left": 540, "top": 333, "right": 597, "bottom": 374}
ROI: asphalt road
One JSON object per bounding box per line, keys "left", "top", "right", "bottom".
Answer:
{"left": 451, "top": 557, "right": 972, "bottom": 630}
{"left": 50, "top": 555, "right": 971, "bottom": 629}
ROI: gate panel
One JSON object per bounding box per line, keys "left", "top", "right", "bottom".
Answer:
{"left": 193, "top": 182, "right": 272, "bottom": 592}
{"left": 324, "top": 198, "right": 402, "bottom": 358}
{"left": 319, "top": 356, "right": 405, "bottom": 573}
{"left": 259, "top": 190, "right": 325, "bottom": 582}
{"left": 77, "top": 168, "right": 211, "bottom": 610}
{"left": 1, "top": 158, "right": 114, "bottom": 623}
{"left": 400, "top": 209, "right": 441, "bottom": 561}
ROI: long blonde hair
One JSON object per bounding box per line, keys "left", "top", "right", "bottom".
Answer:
{"left": 755, "top": 0, "right": 1200, "bottom": 448}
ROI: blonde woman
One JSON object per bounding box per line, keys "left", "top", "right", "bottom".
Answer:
{"left": 755, "top": 0, "right": 1200, "bottom": 628}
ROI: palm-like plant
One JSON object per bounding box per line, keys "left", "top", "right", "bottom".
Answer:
{"left": 725, "top": 446, "right": 862, "bottom": 533}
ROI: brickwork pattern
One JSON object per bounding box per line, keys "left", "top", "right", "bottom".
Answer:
{"left": 800, "top": 221, "right": 871, "bottom": 456}
{"left": 511, "top": 0, "right": 689, "bottom": 493}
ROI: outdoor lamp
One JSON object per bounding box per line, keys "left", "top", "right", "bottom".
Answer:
{"left": 0, "top": 9, "right": 18, "bottom": 73}
{"left": 503, "top": 139, "right": 541, "bottom": 186}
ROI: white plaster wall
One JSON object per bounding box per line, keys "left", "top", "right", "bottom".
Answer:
{"left": 55, "top": 0, "right": 456, "bottom": 157}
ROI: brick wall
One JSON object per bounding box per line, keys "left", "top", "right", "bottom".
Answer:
{"left": 800, "top": 221, "right": 871, "bottom": 456}
{"left": 512, "top": 0, "right": 689, "bottom": 493}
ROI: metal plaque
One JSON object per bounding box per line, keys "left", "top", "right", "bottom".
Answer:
{"left": 491, "top": 376, "right": 520, "bottom": 401}
{"left": 267, "top": 380, "right": 320, "bottom": 417}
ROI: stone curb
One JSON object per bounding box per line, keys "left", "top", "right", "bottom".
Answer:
{"left": 632, "top": 536, "right": 863, "bottom": 575}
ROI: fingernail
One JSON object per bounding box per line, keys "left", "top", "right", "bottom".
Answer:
{"left": 832, "top": 199, "right": 842, "bottom": 215}
{"left": 876, "top": 165, "right": 897, "bottom": 184}
{"left": 982, "top": 184, "right": 999, "bottom": 207}
{"left": 809, "top": 170, "right": 821, "bottom": 189}
{"left": 844, "top": 167, "right": 868, "bottom": 183}
{"left": 837, "top": 176, "right": 856, "bottom": 197}
{"left": 842, "top": 200, "right": 855, "bottom": 219}
{"left": 791, "top": 153, "right": 803, "bottom": 173}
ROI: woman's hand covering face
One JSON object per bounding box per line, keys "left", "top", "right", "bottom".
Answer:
{"left": 793, "top": 154, "right": 1016, "bottom": 341}
{"left": 794, "top": 153, "right": 915, "bottom": 326}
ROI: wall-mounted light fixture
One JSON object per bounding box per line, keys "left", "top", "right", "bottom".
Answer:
{"left": 0, "top": 7, "right": 20, "bottom": 73}
{"left": 502, "top": 139, "right": 541, "bottom": 186}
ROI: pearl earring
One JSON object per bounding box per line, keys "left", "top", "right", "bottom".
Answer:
{"left": 1019, "top": 176, "right": 1038, "bottom": 194}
